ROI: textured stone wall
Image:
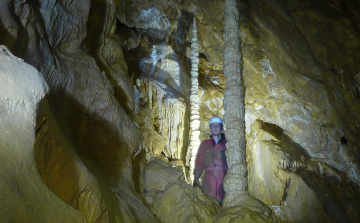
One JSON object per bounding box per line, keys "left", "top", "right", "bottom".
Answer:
{"left": 138, "top": 78, "right": 187, "bottom": 159}
{"left": 1, "top": 0, "right": 360, "bottom": 222}
{"left": 240, "top": 1, "right": 360, "bottom": 221}
{"left": 0, "top": 46, "right": 86, "bottom": 222}
{"left": 0, "top": 0, "right": 157, "bottom": 221}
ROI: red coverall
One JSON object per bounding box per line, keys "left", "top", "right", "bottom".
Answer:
{"left": 194, "top": 133, "right": 227, "bottom": 202}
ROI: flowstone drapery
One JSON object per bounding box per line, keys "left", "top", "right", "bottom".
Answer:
{"left": 187, "top": 16, "right": 201, "bottom": 183}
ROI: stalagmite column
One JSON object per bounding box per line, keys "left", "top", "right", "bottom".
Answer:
{"left": 222, "top": 0, "right": 248, "bottom": 207}
{"left": 188, "top": 16, "right": 201, "bottom": 183}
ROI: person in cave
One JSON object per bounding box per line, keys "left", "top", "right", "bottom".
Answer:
{"left": 193, "top": 116, "right": 228, "bottom": 205}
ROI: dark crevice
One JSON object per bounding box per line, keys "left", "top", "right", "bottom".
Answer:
{"left": 169, "top": 10, "right": 192, "bottom": 56}
{"left": 8, "top": 0, "right": 29, "bottom": 59}
{"left": 340, "top": 136, "right": 347, "bottom": 145}
{"left": 115, "top": 20, "right": 139, "bottom": 39}
{"left": 199, "top": 53, "right": 209, "bottom": 62}
{"left": 115, "top": 20, "right": 142, "bottom": 52}
{"left": 281, "top": 178, "right": 291, "bottom": 205}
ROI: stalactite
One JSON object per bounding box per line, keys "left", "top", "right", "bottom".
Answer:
{"left": 222, "top": 0, "right": 248, "bottom": 206}
{"left": 188, "top": 16, "right": 201, "bottom": 183}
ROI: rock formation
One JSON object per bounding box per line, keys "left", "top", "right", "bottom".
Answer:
{"left": 220, "top": 1, "right": 274, "bottom": 221}
{"left": 0, "top": 45, "right": 86, "bottom": 222}
{"left": 1, "top": 0, "right": 360, "bottom": 222}
{"left": 143, "top": 158, "right": 220, "bottom": 223}
{"left": 222, "top": 0, "right": 248, "bottom": 205}
{"left": 188, "top": 16, "right": 202, "bottom": 183}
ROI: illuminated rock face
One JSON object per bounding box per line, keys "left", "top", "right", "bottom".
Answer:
{"left": 1, "top": 0, "right": 360, "bottom": 222}
{"left": 137, "top": 78, "right": 187, "bottom": 159}
{"left": 237, "top": 1, "right": 360, "bottom": 222}
{"left": 0, "top": 45, "right": 86, "bottom": 222}
{"left": 0, "top": 0, "right": 157, "bottom": 221}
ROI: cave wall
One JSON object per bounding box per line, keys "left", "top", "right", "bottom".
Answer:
{"left": 115, "top": 0, "right": 360, "bottom": 221}
{"left": 0, "top": 0, "right": 360, "bottom": 222}
{"left": 0, "top": 47, "right": 87, "bottom": 222}
{"left": 240, "top": 1, "right": 360, "bottom": 222}
{"left": 0, "top": 0, "right": 156, "bottom": 221}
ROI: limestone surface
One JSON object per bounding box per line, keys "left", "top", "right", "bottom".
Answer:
{"left": 1, "top": 0, "right": 360, "bottom": 222}
{"left": 143, "top": 159, "right": 220, "bottom": 223}
{"left": 143, "top": 159, "right": 185, "bottom": 191}
{"left": 0, "top": 45, "right": 86, "bottom": 222}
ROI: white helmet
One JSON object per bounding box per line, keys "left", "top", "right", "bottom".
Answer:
{"left": 209, "top": 116, "right": 223, "bottom": 125}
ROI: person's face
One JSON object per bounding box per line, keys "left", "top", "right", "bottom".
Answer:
{"left": 210, "top": 123, "right": 223, "bottom": 136}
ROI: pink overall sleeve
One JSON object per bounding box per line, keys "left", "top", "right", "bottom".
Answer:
{"left": 194, "top": 141, "right": 206, "bottom": 182}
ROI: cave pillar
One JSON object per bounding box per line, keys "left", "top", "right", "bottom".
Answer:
{"left": 222, "top": 0, "right": 248, "bottom": 207}
{"left": 188, "top": 16, "right": 201, "bottom": 183}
